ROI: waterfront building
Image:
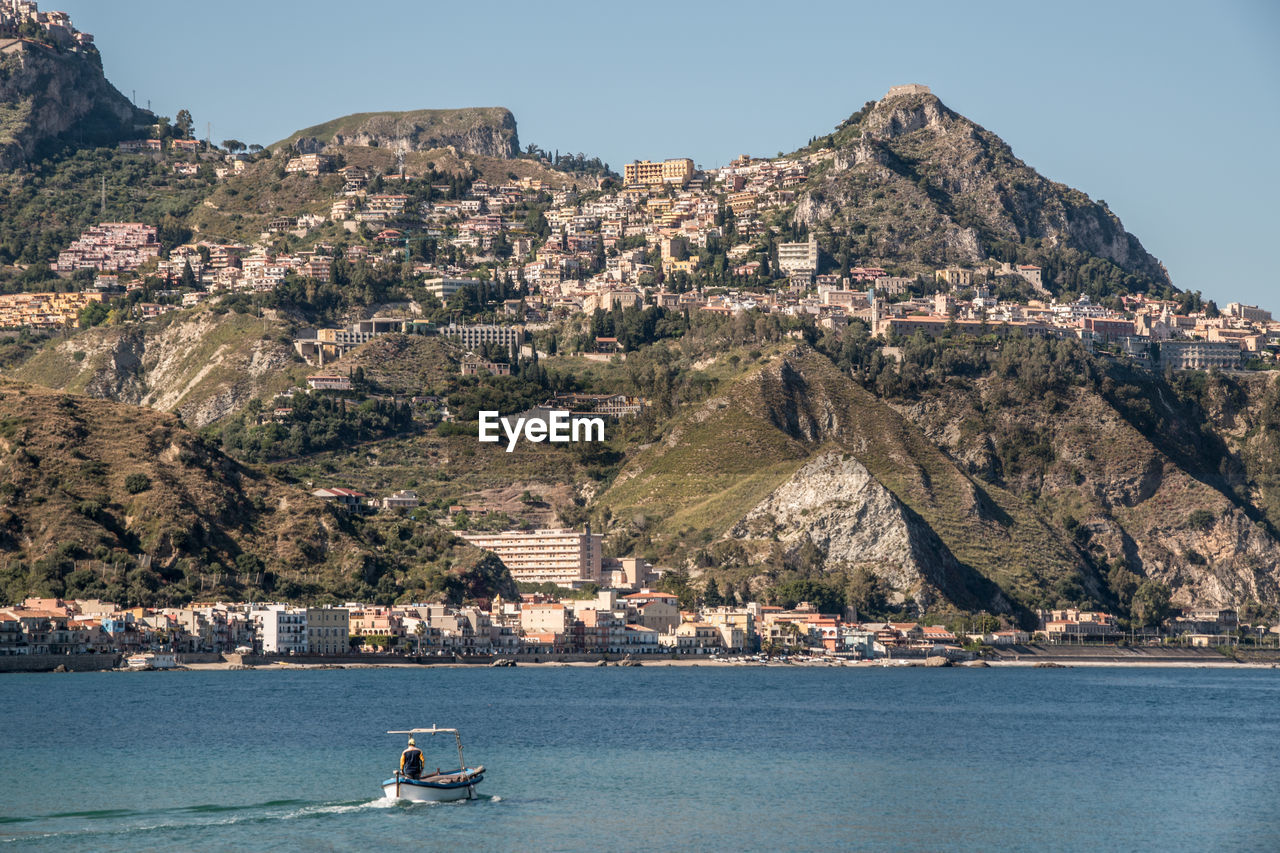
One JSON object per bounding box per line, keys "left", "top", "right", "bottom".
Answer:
{"left": 305, "top": 607, "right": 349, "bottom": 655}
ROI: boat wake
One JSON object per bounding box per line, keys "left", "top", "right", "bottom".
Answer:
{"left": 0, "top": 794, "right": 500, "bottom": 845}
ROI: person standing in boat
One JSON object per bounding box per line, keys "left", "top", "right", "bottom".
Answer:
{"left": 400, "top": 737, "right": 424, "bottom": 780}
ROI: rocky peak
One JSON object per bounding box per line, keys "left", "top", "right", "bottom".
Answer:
{"left": 799, "top": 88, "right": 1173, "bottom": 294}
{"left": 863, "top": 91, "right": 952, "bottom": 141}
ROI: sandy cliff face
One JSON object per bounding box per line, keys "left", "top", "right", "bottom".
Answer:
{"left": 730, "top": 451, "right": 969, "bottom": 608}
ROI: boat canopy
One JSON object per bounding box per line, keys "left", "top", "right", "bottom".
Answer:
{"left": 388, "top": 726, "right": 467, "bottom": 769}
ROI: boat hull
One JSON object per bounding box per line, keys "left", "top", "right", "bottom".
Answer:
{"left": 381, "top": 772, "right": 483, "bottom": 803}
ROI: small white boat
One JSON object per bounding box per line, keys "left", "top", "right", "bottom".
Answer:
{"left": 381, "top": 726, "right": 485, "bottom": 803}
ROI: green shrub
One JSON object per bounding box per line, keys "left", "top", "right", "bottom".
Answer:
{"left": 124, "top": 473, "right": 151, "bottom": 494}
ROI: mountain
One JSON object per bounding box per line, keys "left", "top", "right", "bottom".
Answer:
{"left": 275, "top": 107, "right": 520, "bottom": 159}
{"left": 597, "top": 340, "right": 1280, "bottom": 623}
{"left": 0, "top": 38, "right": 148, "bottom": 170}
{"left": 796, "top": 87, "right": 1172, "bottom": 297}
{"left": 601, "top": 346, "right": 1084, "bottom": 620}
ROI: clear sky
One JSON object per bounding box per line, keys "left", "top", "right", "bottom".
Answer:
{"left": 57, "top": 0, "right": 1279, "bottom": 312}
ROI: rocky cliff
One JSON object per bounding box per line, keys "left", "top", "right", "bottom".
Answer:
{"left": 890, "top": 361, "right": 1280, "bottom": 609}
{"left": 0, "top": 39, "right": 145, "bottom": 169}
{"left": 8, "top": 307, "right": 306, "bottom": 428}
{"left": 279, "top": 107, "right": 520, "bottom": 159}
{"left": 797, "top": 91, "right": 1172, "bottom": 295}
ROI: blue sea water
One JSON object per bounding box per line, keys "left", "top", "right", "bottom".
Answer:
{"left": 1, "top": 665, "right": 1278, "bottom": 852}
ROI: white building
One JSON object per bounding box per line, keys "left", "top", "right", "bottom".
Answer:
{"left": 256, "top": 607, "right": 306, "bottom": 654}
{"left": 776, "top": 238, "right": 819, "bottom": 276}
{"left": 460, "top": 527, "right": 602, "bottom": 586}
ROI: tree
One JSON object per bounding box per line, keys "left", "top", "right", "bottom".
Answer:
{"left": 221, "top": 139, "right": 246, "bottom": 153}
{"left": 124, "top": 473, "right": 151, "bottom": 494}
{"left": 703, "top": 577, "right": 724, "bottom": 607}
{"left": 175, "top": 109, "right": 194, "bottom": 139}
{"left": 846, "top": 567, "right": 886, "bottom": 617}
{"left": 78, "top": 300, "right": 109, "bottom": 328}
{"left": 773, "top": 579, "right": 844, "bottom": 615}
{"left": 1131, "top": 580, "right": 1172, "bottom": 628}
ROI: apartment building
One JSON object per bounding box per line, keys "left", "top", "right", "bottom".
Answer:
{"left": 935, "top": 267, "right": 974, "bottom": 289}
{"left": 776, "top": 238, "right": 819, "bottom": 275}
{"left": 624, "top": 158, "right": 695, "bottom": 186}
{"left": 256, "top": 607, "right": 306, "bottom": 654}
{"left": 1159, "top": 339, "right": 1242, "bottom": 371}
{"left": 56, "top": 222, "right": 159, "bottom": 273}
{"left": 305, "top": 607, "right": 350, "bottom": 655}
{"left": 0, "top": 291, "right": 104, "bottom": 328}
{"left": 424, "top": 276, "right": 481, "bottom": 302}
{"left": 441, "top": 323, "right": 525, "bottom": 352}
{"left": 460, "top": 528, "right": 603, "bottom": 586}
{"left": 284, "top": 153, "right": 334, "bottom": 176}
{"left": 1225, "top": 302, "right": 1273, "bottom": 325}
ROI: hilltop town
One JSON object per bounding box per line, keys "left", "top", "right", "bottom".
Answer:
{"left": 5, "top": 82, "right": 1275, "bottom": 365}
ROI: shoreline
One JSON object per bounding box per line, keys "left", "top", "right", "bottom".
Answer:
{"left": 167, "top": 656, "right": 1280, "bottom": 672}
{"left": 10, "top": 646, "right": 1280, "bottom": 674}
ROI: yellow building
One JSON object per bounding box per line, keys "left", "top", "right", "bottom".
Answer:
{"left": 305, "top": 607, "right": 349, "bottom": 655}
{"left": 935, "top": 267, "right": 974, "bottom": 289}
{"left": 625, "top": 158, "right": 695, "bottom": 186}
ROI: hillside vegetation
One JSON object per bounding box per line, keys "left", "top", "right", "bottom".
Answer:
{"left": 0, "top": 381, "right": 516, "bottom": 606}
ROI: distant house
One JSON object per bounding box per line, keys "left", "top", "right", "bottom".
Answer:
{"left": 311, "top": 487, "right": 368, "bottom": 511}
{"left": 118, "top": 139, "right": 163, "bottom": 153}
{"left": 460, "top": 354, "right": 511, "bottom": 376}
{"left": 307, "top": 373, "right": 352, "bottom": 391}
{"left": 382, "top": 490, "right": 420, "bottom": 510}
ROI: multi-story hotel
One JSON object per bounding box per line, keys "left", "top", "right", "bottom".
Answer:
{"left": 460, "top": 528, "right": 602, "bottom": 587}
{"left": 1159, "top": 339, "right": 1242, "bottom": 371}
{"left": 776, "top": 238, "right": 819, "bottom": 275}
{"left": 624, "top": 158, "right": 695, "bottom": 186}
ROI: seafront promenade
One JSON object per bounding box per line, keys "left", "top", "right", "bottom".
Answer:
{"left": 7, "top": 645, "right": 1280, "bottom": 673}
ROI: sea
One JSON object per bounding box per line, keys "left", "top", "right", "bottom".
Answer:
{"left": 1, "top": 665, "right": 1278, "bottom": 852}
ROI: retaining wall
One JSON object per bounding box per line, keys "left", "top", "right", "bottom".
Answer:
{"left": 0, "top": 653, "right": 119, "bottom": 673}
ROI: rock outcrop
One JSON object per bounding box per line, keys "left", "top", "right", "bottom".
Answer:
{"left": 12, "top": 308, "right": 300, "bottom": 428}
{"left": 279, "top": 107, "right": 520, "bottom": 159}
{"left": 730, "top": 451, "right": 963, "bottom": 606}
{"left": 0, "top": 39, "right": 146, "bottom": 169}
